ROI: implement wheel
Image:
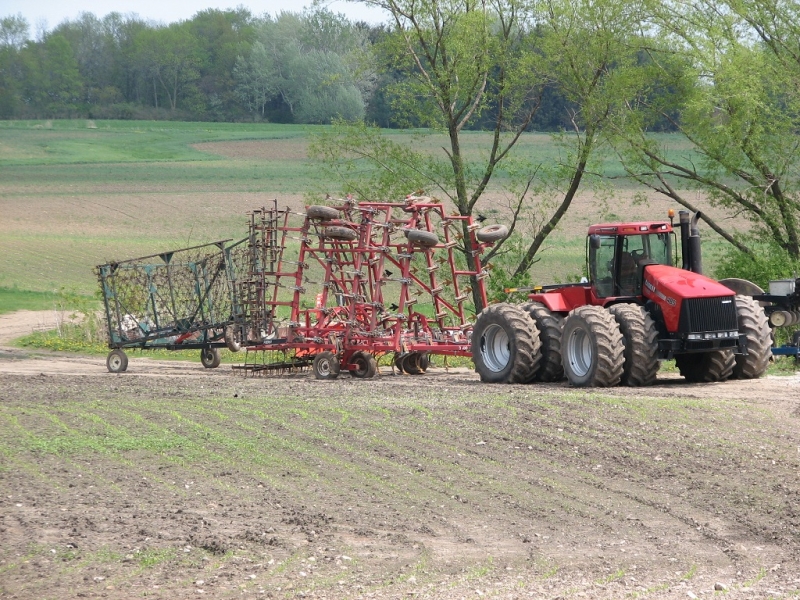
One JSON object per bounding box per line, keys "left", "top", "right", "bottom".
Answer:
{"left": 476, "top": 224, "right": 509, "bottom": 243}
{"left": 405, "top": 229, "right": 439, "bottom": 247}
{"left": 402, "top": 352, "right": 429, "bottom": 375}
{"left": 472, "top": 303, "right": 541, "bottom": 383}
{"left": 307, "top": 205, "right": 340, "bottom": 221}
{"left": 561, "top": 305, "right": 624, "bottom": 387}
{"left": 106, "top": 349, "right": 128, "bottom": 373}
{"left": 323, "top": 226, "right": 358, "bottom": 241}
{"left": 313, "top": 351, "right": 340, "bottom": 380}
{"left": 224, "top": 324, "right": 241, "bottom": 352}
{"left": 201, "top": 347, "right": 221, "bottom": 369}
{"left": 350, "top": 352, "right": 377, "bottom": 378}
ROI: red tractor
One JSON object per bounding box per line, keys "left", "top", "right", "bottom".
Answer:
{"left": 472, "top": 211, "right": 772, "bottom": 386}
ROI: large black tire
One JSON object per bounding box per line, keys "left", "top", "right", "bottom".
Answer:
{"left": 323, "top": 226, "right": 358, "bottom": 241}
{"left": 675, "top": 350, "right": 735, "bottom": 382}
{"left": 731, "top": 295, "right": 772, "bottom": 379}
{"left": 476, "top": 224, "right": 509, "bottom": 243}
{"left": 521, "top": 302, "right": 564, "bottom": 382}
{"left": 313, "top": 351, "right": 340, "bottom": 380}
{"left": 306, "top": 205, "right": 340, "bottom": 221}
{"left": 608, "top": 304, "right": 659, "bottom": 386}
{"left": 472, "top": 303, "right": 541, "bottom": 383}
{"left": 106, "top": 349, "right": 128, "bottom": 373}
{"left": 201, "top": 347, "right": 221, "bottom": 369}
{"left": 405, "top": 229, "right": 439, "bottom": 247}
{"left": 350, "top": 352, "right": 378, "bottom": 378}
{"left": 224, "top": 324, "right": 241, "bottom": 352}
{"left": 561, "top": 305, "right": 624, "bottom": 387}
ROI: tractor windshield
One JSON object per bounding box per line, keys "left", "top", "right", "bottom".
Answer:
{"left": 590, "top": 232, "right": 672, "bottom": 298}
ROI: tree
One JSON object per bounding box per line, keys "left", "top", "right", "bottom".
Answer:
{"left": 233, "top": 41, "right": 277, "bottom": 117}
{"left": 608, "top": 0, "right": 800, "bottom": 260}
{"left": 0, "top": 14, "right": 29, "bottom": 50}
{"left": 511, "top": 0, "right": 660, "bottom": 277}
{"left": 18, "top": 33, "right": 83, "bottom": 116}
{"left": 132, "top": 23, "right": 202, "bottom": 111}
{"left": 312, "top": 0, "right": 549, "bottom": 310}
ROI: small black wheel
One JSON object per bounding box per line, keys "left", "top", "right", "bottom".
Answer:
{"left": 323, "top": 226, "right": 358, "bottom": 241}
{"left": 313, "top": 351, "right": 340, "bottom": 380}
{"left": 350, "top": 352, "right": 377, "bottom": 378}
{"left": 404, "top": 229, "right": 439, "bottom": 247}
{"left": 476, "top": 224, "right": 509, "bottom": 242}
{"left": 224, "top": 324, "right": 241, "bottom": 352}
{"left": 393, "top": 353, "right": 406, "bottom": 374}
{"left": 106, "top": 349, "right": 128, "bottom": 373}
{"left": 201, "top": 347, "right": 221, "bottom": 369}
{"left": 402, "top": 353, "right": 422, "bottom": 374}
{"left": 306, "top": 205, "right": 340, "bottom": 220}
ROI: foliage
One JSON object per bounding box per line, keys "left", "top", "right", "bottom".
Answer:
{"left": 714, "top": 238, "right": 800, "bottom": 291}
{"left": 608, "top": 0, "right": 800, "bottom": 260}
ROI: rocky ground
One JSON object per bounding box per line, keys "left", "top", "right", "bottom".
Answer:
{"left": 1, "top": 311, "right": 800, "bottom": 599}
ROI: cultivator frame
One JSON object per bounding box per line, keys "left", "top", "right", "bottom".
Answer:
{"left": 230, "top": 197, "right": 502, "bottom": 379}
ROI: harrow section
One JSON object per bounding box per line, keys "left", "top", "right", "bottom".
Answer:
{"left": 230, "top": 197, "right": 504, "bottom": 379}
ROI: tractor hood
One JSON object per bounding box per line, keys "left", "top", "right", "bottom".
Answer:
{"left": 642, "top": 265, "right": 735, "bottom": 305}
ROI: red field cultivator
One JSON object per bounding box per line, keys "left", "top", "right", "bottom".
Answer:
{"left": 227, "top": 196, "right": 505, "bottom": 379}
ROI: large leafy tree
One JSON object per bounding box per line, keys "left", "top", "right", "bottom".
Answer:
{"left": 609, "top": 0, "right": 800, "bottom": 260}
{"left": 312, "top": 0, "right": 548, "bottom": 310}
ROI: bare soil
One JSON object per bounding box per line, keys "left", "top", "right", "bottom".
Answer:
{"left": 1, "top": 311, "right": 800, "bottom": 599}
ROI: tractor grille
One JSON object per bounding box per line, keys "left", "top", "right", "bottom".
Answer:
{"left": 678, "top": 297, "right": 738, "bottom": 333}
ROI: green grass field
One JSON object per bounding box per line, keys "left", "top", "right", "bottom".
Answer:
{"left": 0, "top": 119, "right": 734, "bottom": 306}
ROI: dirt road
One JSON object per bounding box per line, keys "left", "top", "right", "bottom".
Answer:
{"left": 1, "top": 310, "right": 800, "bottom": 599}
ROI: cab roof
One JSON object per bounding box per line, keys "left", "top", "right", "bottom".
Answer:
{"left": 588, "top": 221, "right": 673, "bottom": 235}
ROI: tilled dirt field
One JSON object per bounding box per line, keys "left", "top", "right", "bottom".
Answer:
{"left": 1, "top": 312, "right": 800, "bottom": 599}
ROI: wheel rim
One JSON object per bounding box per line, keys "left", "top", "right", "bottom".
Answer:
{"left": 318, "top": 357, "right": 332, "bottom": 377}
{"left": 109, "top": 355, "right": 122, "bottom": 370}
{"left": 566, "top": 327, "right": 593, "bottom": 377}
{"left": 479, "top": 323, "right": 510, "bottom": 373}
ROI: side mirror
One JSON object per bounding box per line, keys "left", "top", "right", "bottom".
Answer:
{"left": 589, "top": 234, "right": 601, "bottom": 250}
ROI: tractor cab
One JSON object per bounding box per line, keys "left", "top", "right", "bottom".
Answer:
{"left": 588, "top": 221, "right": 673, "bottom": 299}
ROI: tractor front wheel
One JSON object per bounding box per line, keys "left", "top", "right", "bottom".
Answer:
{"left": 561, "top": 306, "right": 624, "bottom": 387}
{"left": 675, "top": 350, "right": 734, "bottom": 382}
{"left": 731, "top": 295, "right": 772, "bottom": 379}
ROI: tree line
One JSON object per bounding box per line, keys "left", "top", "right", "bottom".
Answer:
{"left": 0, "top": 7, "right": 576, "bottom": 128}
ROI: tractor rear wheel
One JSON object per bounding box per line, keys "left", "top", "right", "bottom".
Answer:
{"left": 472, "top": 303, "right": 541, "bottom": 383}
{"left": 521, "top": 302, "right": 564, "bottom": 382}
{"left": 608, "top": 304, "right": 659, "bottom": 386}
{"left": 561, "top": 305, "right": 624, "bottom": 387}
{"left": 675, "top": 350, "right": 735, "bottom": 382}
{"left": 731, "top": 295, "right": 772, "bottom": 379}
